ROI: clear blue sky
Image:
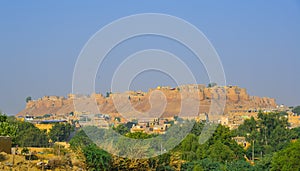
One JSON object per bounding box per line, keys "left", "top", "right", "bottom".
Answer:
{"left": 0, "top": 1, "right": 300, "bottom": 115}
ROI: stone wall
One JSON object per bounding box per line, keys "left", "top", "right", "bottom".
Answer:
{"left": 17, "top": 85, "right": 277, "bottom": 118}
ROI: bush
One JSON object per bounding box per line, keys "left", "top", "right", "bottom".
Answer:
{"left": 25, "top": 154, "right": 38, "bottom": 160}
{"left": 21, "top": 147, "right": 29, "bottom": 154}
{"left": 0, "top": 153, "right": 7, "bottom": 161}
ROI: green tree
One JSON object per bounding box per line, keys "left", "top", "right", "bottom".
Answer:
{"left": 200, "top": 158, "right": 222, "bottom": 171}
{"left": 114, "top": 117, "right": 121, "bottom": 122}
{"left": 208, "top": 124, "right": 244, "bottom": 160}
{"left": 190, "top": 121, "right": 204, "bottom": 136}
{"left": 0, "top": 112, "right": 18, "bottom": 138}
{"left": 181, "top": 158, "right": 221, "bottom": 171}
{"left": 291, "top": 127, "right": 300, "bottom": 138}
{"left": 207, "top": 83, "right": 217, "bottom": 88}
{"left": 292, "top": 106, "right": 300, "bottom": 115}
{"left": 271, "top": 140, "right": 300, "bottom": 171}
{"left": 0, "top": 114, "right": 49, "bottom": 147}
{"left": 106, "top": 92, "right": 111, "bottom": 98}
{"left": 235, "top": 117, "right": 257, "bottom": 137}
{"left": 180, "top": 134, "right": 199, "bottom": 161}
{"left": 237, "top": 111, "right": 294, "bottom": 158}
{"left": 49, "top": 123, "right": 72, "bottom": 142}
{"left": 125, "top": 132, "right": 156, "bottom": 139}
{"left": 113, "top": 124, "right": 130, "bottom": 135}
{"left": 153, "top": 153, "right": 172, "bottom": 170}
{"left": 0, "top": 121, "right": 18, "bottom": 137}
{"left": 69, "top": 129, "right": 93, "bottom": 152}
{"left": 15, "top": 127, "right": 49, "bottom": 147}
{"left": 226, "top": 160, "right": 254, "bottom": 171}
{"left": 181, "top": 161, "right": 198, "bottom": 171}
{"left": 209, "top": 124, "right": 235, "bottom": 144}
{"left": 15, "top": 120, "right": 36, "bottom": 130}
{"left": 0, "top": 112, "right": 7, "bottom": 122}
{"left": 181, "top": 133, "right": 199, "bottom": 152}
{"left": 257, "top": 112, "right": 292, "bottom": 153}
{"left": 253, "top": 153, "right": 273, "bottom": 171}
{"left": 83, "top": 144, "right": 112, "bottom": 171}
{"left": 207, "top": 141, "right": 236, "bottom": 162}
{"left": 25, "top": 96, "right": 32, "bottom": 103}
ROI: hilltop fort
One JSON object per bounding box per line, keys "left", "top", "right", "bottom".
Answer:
{"left": 17, "top": 84, "right": 279, "bottom": 129}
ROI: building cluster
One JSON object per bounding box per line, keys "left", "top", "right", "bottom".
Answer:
{"left": 15, "top": 84, "right": 300, "bottom": 145}
{"left": 225, "top": 105, "right": 300, "bottom": 129}
{"left": 130, "top": 118, "right": 173, "bottom": 134}
{"left": 18, "top": 103, "right": 300, "bottom": 136}
{"left": 19, "top": 112, "right": 77, "bottom": 133}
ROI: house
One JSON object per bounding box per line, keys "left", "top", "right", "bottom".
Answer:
{"left": 131, "top": 124, "right": 146, "bottom": 133}
{"left": 232, "top": 136, "right": 250, "bottom": 149}
{"left": 152, "top": 125, "right": 166, "bottom": 134}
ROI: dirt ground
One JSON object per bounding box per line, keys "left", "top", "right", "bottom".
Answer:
{"left": 0, "top": 148, "right": 86, "bottom": 171}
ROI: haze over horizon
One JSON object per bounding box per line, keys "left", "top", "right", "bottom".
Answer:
{"left": 1, "top": 1, "right": 300, "bottom": 115}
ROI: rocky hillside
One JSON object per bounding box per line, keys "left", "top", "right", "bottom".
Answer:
{"left": 17, "top": 85, "right": 276, "bottom": 119}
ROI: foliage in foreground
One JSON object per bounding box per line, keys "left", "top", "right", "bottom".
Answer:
{"left": 49, "top": 122, "right": 72, "bottom": 142}
{"left": 0, "top": 112, "right": 72, "bottom": 147}
{"left": 271, "top": 140, "right": 300, "bottom": 171}
{"left": 69, "top": 111, "right": 300, "bottom": 170}
{"left": 1, "top": 111, "right": 300, "bottom": 170}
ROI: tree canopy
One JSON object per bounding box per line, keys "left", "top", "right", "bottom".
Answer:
{"left": 271, "top": 140, "right": 300, "bottom": 171}
{"left": 236, "top": 111, "right": 295, "bottom": 158}
{"left": 49, "top": 122, "right": 72, "bottom": 142}
{"left": 292, "top": 106, "right": 300, "bottom": 115}
{"left": 1, "top": 110, "right": 299, "bottom": 170}
{"left": 25, "top": 96, "right": 32, "bottom": 103}
{"left": 83, "top": 144, "right": 112, "bottom": 171}
{"left": 69, "top": 116, "right": 293, "bottom": 170}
